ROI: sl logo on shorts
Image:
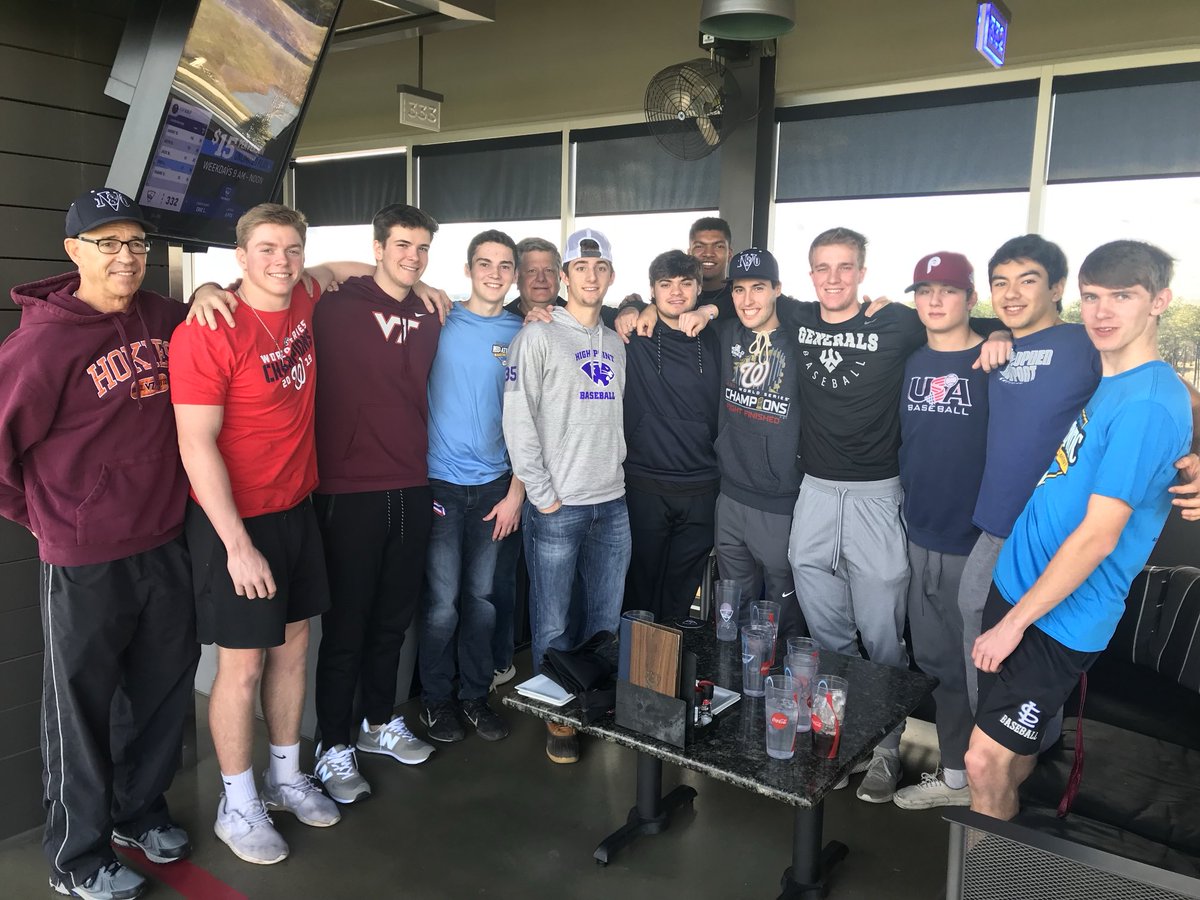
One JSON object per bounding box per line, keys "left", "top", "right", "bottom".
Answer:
{"left": 432, "top": 502, "right": 446, "bottom": 517}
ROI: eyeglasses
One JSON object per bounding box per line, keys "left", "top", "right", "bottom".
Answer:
{"left": 76, "top": 236, "right": 151, "bottom": 255}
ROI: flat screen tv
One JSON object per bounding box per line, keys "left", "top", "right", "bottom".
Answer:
{"left": 108, "top": 0, "right": 344, "bottom": 249}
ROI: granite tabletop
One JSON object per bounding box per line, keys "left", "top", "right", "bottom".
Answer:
{"left": 504, "top": 625, "right": 936, "bottom": 809}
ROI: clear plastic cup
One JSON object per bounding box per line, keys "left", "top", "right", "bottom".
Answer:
{"left": 811, "top": 674, "right": 848, "bottom": 759}
{"left": 714, "top": 580, "right": 742, "bottom": 641}
{"left": 750, "top": 601, "right": 782, "bottom": 666}
{"left": 741, "top": 624, "right": 774, "bottom": 698}
{"left": 764, "top": 675, "right": 799, "bottom": 760}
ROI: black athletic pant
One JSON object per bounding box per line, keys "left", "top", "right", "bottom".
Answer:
{"left": 314, "top": 488, "right": 432, "bottom": 747}
{"left": 623, "top": 483, "right": 718, "bottom": 622}
{"left": 40, "top": 538, "right": 198, "bottom": 887}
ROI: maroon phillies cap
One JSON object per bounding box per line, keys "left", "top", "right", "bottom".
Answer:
{"left": 905, "top": 252, "right": 974, "bottom": 294}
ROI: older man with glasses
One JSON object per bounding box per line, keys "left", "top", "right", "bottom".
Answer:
{"left": 0, "top": 188, "right": 199, "bottom": 900}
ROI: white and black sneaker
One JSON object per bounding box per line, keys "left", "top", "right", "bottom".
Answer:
{"left": 315, "top": 743, "right": 372, "bottom": 804}
{"left": 462, "top": 698, "right": 511, "bottom": 741}
{"left": 51, "top": 861, "right": 146, "bottom": 899}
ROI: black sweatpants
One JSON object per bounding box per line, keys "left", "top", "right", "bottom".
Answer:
{"left": 314, "top": 488, "right": 432, "bottom": 747}
{"left": 40, "top": 538, "right": 198, "bottom": 887}
{"left": 623, "top": 483, "right": 718, "bottom": 622}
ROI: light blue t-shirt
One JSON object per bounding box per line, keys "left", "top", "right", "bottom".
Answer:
{"left": 427, "top": 303, "right": 523, "bottom": 485}
{"left": 994, "top": 360, "right": 1192, "bottom": 652}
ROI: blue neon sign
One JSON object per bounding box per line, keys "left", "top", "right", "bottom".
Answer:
{"left": 975, "top": 2, "right": 1010, "bottom": 68}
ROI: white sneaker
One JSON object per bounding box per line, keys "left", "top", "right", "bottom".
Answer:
{"left": 357, "top": 715, "right": 434, "bottom": 765}
{"left": 213, "top": 794, "right": 289, "bottom": 865}
{"left": 314, "top": 743, "right": 371, "bottom": 805}
{"left": 856, "top": 752, "right": 903, "bottom": 803}
{"left": 893, "top": 770, "right": 972, "bottom": 810}
{"left": 261, "top": 771, "right": 341, "bottom": 827}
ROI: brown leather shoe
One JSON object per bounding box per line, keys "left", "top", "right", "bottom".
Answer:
{"left": 545, "top": 722, "right": 579, "bottom": 764}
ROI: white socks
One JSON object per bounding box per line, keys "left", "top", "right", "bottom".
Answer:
{"left": 221, "top": 767, "right": 257, "bottom": 811}
{"left": 269, "top": 742, "right": 301, "bottom": 785}
{"left": 944, "top": 767, "right": 968, "bottom": 790}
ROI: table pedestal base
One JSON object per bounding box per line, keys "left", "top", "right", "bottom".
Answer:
{"left": 778, "top": 802, "right": 848, "bottom": 898}
{"left": 593, "top": 752, "right": 697, "bottom": 865}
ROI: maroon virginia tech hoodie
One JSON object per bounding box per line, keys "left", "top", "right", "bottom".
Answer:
{"left": 0, "top": 272, "right": 189, "bottom": 566}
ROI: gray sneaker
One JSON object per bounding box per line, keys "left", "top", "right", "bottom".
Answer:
{"left": 893, "top": 770, "right": 972, "bottom": 810}
{"left": 833, "top": 755, "right": 872, "bottom": 790}
{"left": 213, "top": 794, "right": 288, "bottom": 866}
{"left": 856, "top": 752, "right": 903, "bottom": 803}
{"left": 358, "top": 715, "right": 435, "bottom": 764}
{"left": 491, "top": 663, "right": 517, "bottom": 691}
{"left": 112, "top": 822, "right": 191, "bottom": 863}
{"left": 315, "top": 742, "right": 372, "bottom": 805}
{"left": 51, "top": 861, "right": 146, "bottom": 899}
{"left": 262, "top": 771, "right": 342, "bottom": 827}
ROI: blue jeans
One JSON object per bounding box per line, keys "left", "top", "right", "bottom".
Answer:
{"left": 525, "top": 497, "right": 632, "bottom": 672}
{"left": 419, "top": 476, "right": 511, "bottom": 701}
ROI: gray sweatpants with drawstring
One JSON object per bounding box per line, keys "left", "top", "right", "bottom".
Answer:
{"left": 907, "top": 541, "right": 972, "bottom": 770}
{"left": 788, "top": 475, "right": 910, "bottom": 752}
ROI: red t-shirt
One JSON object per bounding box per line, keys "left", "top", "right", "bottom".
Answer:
{"left": 170, "top": 280, "right": 320, "bottom": 518}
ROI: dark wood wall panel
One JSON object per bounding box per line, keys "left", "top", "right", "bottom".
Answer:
{"left": 0, "top": 153, "right": 111, "bottom": 210}
{"left": 0, "top": 5, "right": 124, "bottom": 63}
{"left": 0, "top": 559, "right": 39, "bottom": 614}
{"left": 0, "top": 605, "right": 42, "bottom": 662}
{"left": 0, "top": 653, "right": 42, "bottom": 710}
{"left": 0, "top": 263, "right": 174, "bottom": 310}
{"left": 0, "top": 518, "right": 38, "bottom": 564}
{"left": 0, "top": 100, "right": 122, "bottom": 164}
{"left": 0, "top": 748, "right": 46, "bottom": 837}
{"left": 0, "top": 46, "right": 128, "bottom": 116}
{"left": 0, "top": 702, "right": 40, "bottom": 759}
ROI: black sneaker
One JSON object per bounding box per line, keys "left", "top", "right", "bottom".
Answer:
{"left": 420, "top": 699, "right": 466, "bottom": 743}
{"left": 461, "top": 698, "right": 511, "bottom": 742}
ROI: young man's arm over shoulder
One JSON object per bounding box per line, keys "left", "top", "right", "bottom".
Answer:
{"left": 502, "top": 329, "right": 559, "bottom": 513}
{"left": 174, "top": 404, "right": 276, "bottom": 599}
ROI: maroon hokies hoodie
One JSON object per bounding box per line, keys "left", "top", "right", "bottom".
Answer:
{"left": 0, "top": 272, "right": 189, "bottom": 566}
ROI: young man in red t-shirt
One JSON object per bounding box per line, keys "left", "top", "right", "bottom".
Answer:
{"left": 170, "top": 203, "right": 342, "bottom": 866}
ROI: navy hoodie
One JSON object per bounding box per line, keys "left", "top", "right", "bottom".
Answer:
{"left": 0, "top": 273, "right": 188, "bottom": 565}
{"left": 623, "top": 321, "right": 721, "bottom": 488}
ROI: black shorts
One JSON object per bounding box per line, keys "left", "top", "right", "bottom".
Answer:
{"left": 186, "top": 498, "right": 330, "bottom": 649}
{"left": 975, "top": 583, "right": 1098, "bottom": 755}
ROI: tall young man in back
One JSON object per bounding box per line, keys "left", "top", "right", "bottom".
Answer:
{"left": 966, "top": 241, "right": 1191, "bottom": 820}
{"left": 623, "top": 250, "right": 721, "bottom": 623}
{"left": 891, "top": 253, "right": 989, "bottom": 810}
{"left": 419, "top": 230, "right": 524, "bottom": 744}
{"left": 690, "top": 217, "right": 735, "bottom": 318}
{"left": 503, "top": 229, "right": 631, "bottom": 764}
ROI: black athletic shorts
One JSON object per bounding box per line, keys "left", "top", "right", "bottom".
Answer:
{"left": 975, "top": 582, "right": 1098, "bottom": 756}
{"left": 186, "top": 498, "right": 330, "bottom": 649}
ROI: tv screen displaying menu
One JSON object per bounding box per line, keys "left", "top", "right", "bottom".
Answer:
{"left": 111, "top": 0, "right": 342, "bottom": 248}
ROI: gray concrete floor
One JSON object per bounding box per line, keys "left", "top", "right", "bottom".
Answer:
{"left": 0, "top": 658, "right": 952, "bottom": 900}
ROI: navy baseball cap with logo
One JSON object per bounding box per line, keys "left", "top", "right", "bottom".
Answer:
{"left": 730, "top": 247, "right": 780, "bottom": 283}
{"left": 906, "top": 251, "right": 974, "bottom": 294}
{"left": 563, "top": 228, "right": 613, "bottom": 265}
{"left": 65, "top": 188, "right": 152, "bottom": 237}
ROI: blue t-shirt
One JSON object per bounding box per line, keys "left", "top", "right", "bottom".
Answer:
{"left": 994, "top": 361, "right": 1192, "bottom": 652}
{"left": 972, "top": 324, "right": 1101, "bottom": 538}
{"left": 898, "top": 344, "right": 990, "bottom": 555}
{"left": 427, "top": 304, "right": 523, "bottom": 485}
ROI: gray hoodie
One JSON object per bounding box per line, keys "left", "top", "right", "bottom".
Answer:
{"left": 502, "top": 306, "right": 626, "bottom": 509}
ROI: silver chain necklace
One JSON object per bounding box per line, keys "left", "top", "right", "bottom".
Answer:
{"left": 244, "top": 300, "right": 286, "bottom": 354}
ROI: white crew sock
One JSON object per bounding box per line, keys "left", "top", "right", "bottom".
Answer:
{"left": 269, "top": 742, "right": 301, "bottom": 785}
{"left": 943, "top": 767, "right": 968, "bottom": 790}
{"left": 221, "top": 767, "right": 258, "bottom": 811}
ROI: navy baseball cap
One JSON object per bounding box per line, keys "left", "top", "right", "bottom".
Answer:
{"left": 66, "top": 188, "right": 152, "bottom": 237}
{"left": 730, "top": 247, "right": 780, "bottom": 283}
